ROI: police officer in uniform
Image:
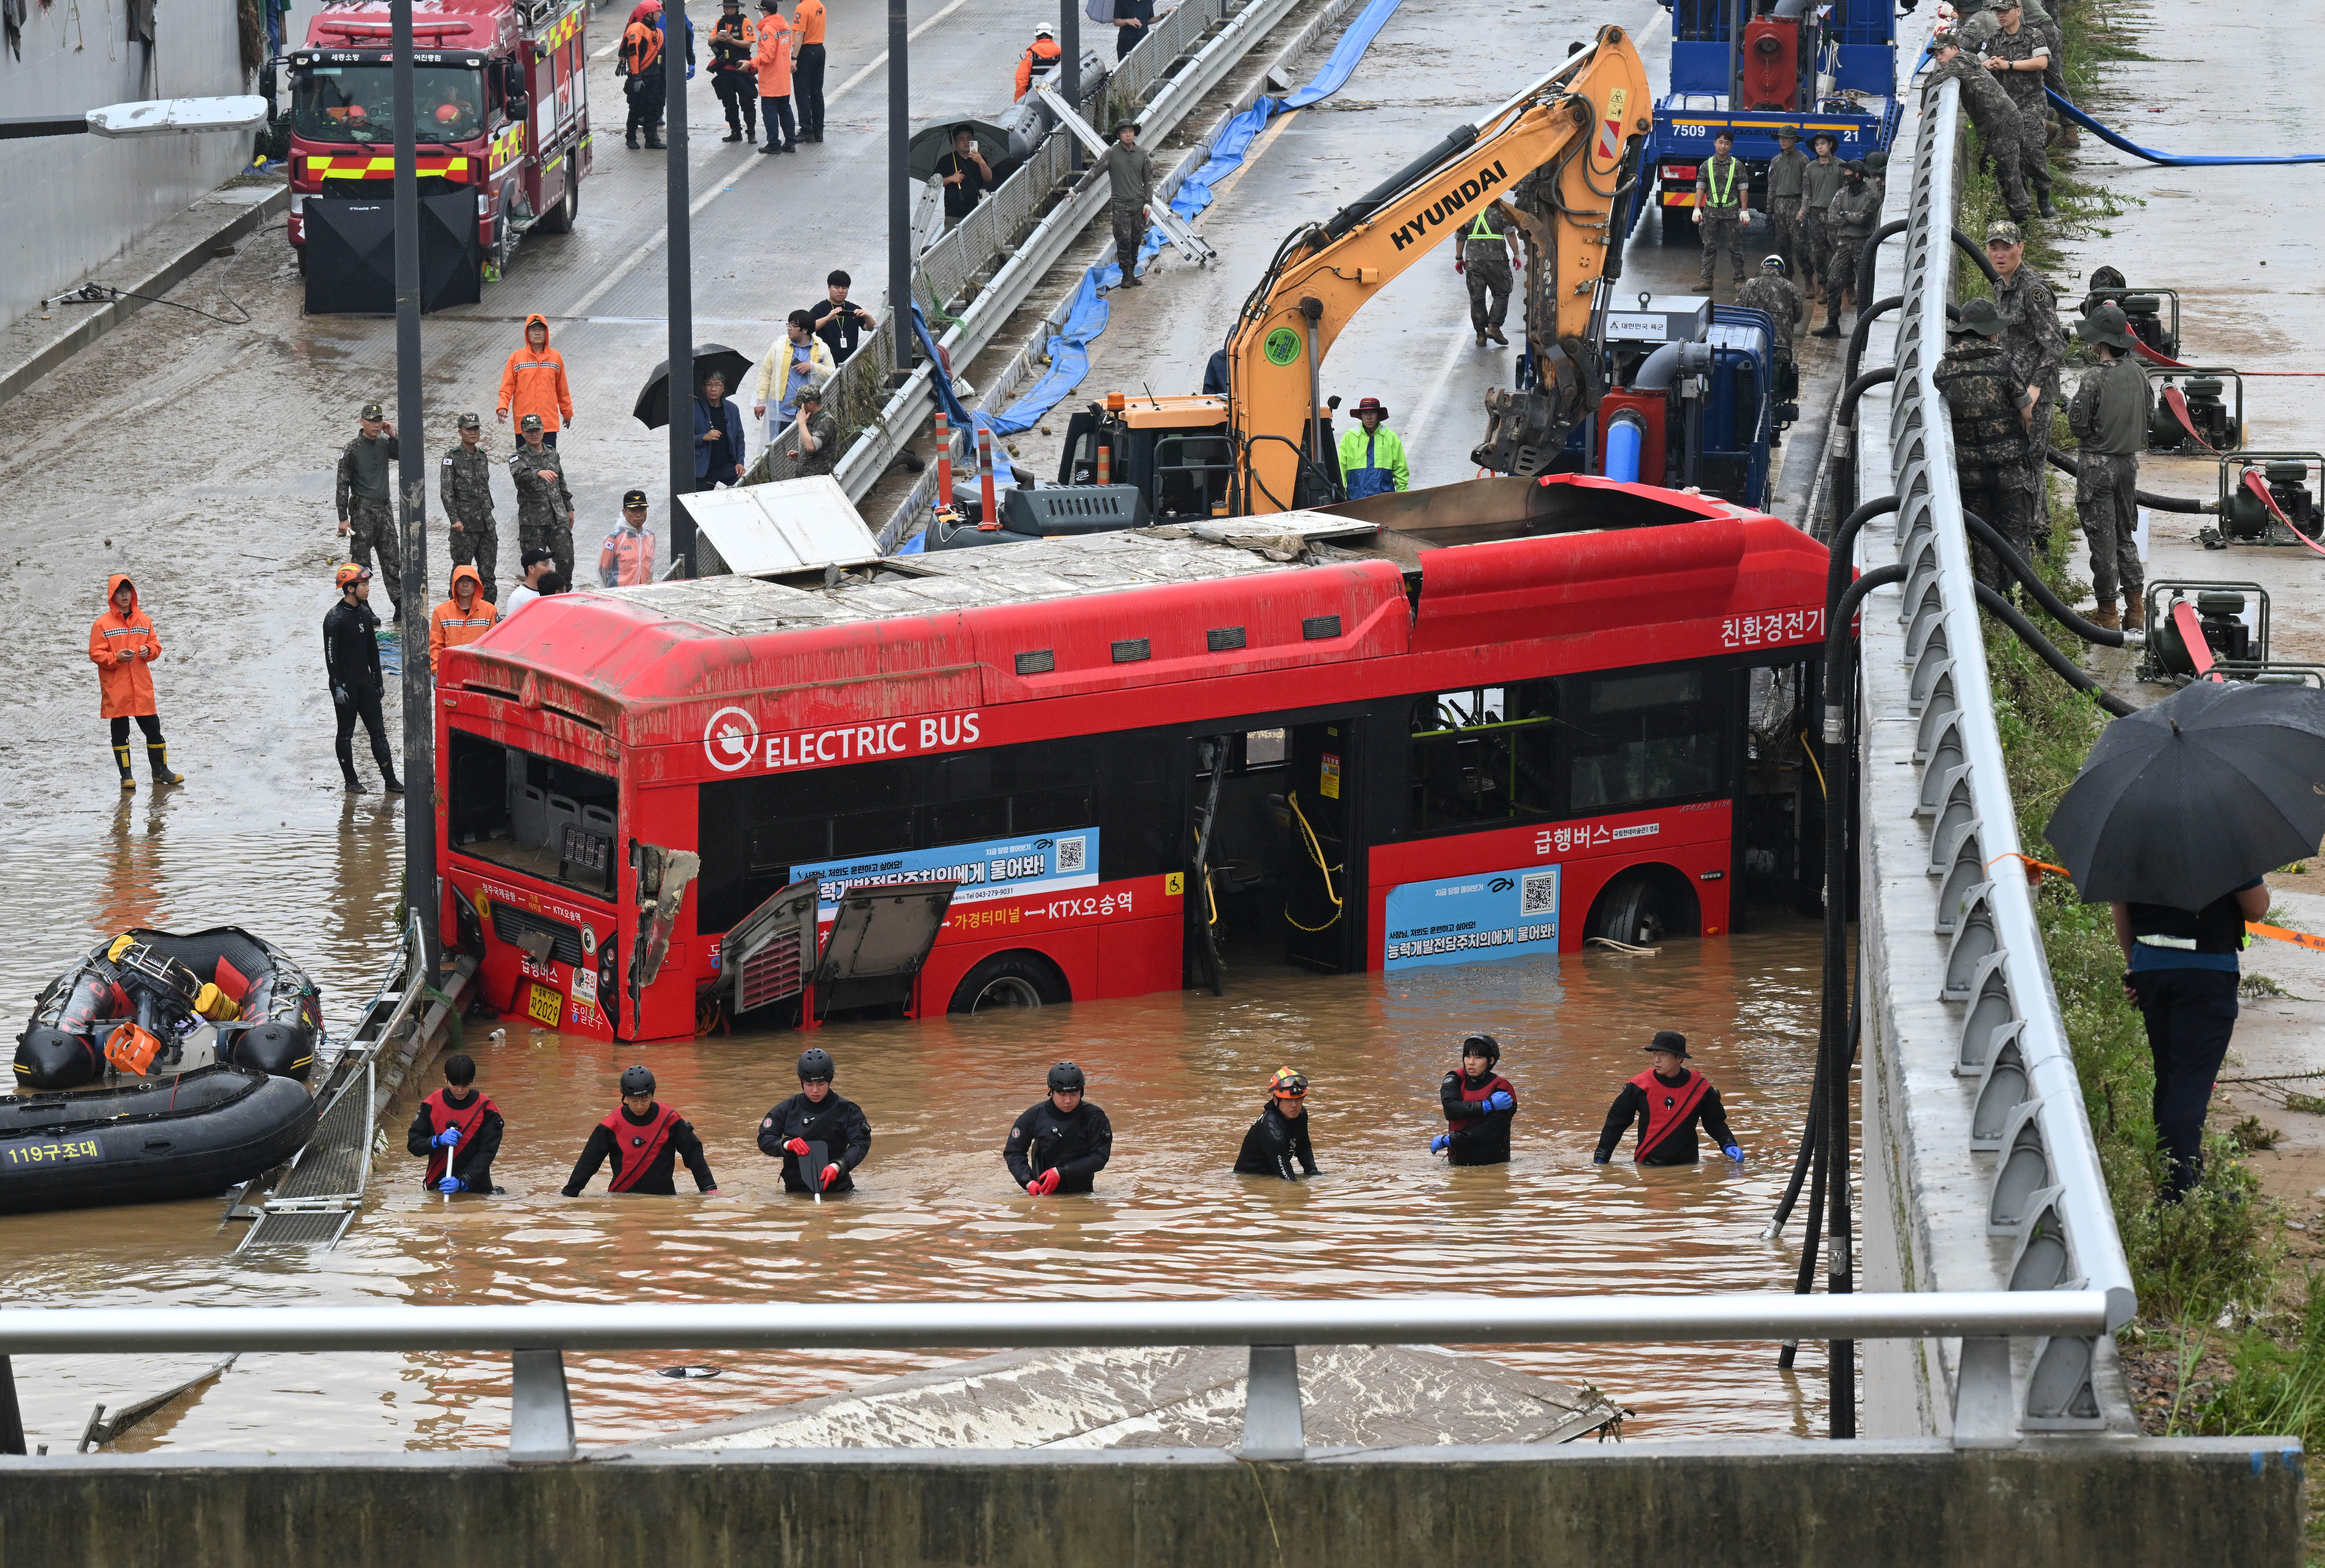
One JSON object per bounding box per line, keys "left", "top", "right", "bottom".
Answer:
{"left": 1764, "top": 126, "right": 1809, "bottom": 282}
{"left": 1934, "top": 297, "right": 2037, "bottom": 592}
{"left": 335, "top": 402, "right": 402, "bottom": 614}
{"left": 439, "top": 411, "right": 498, "bottom": 606}
{"left": 1455, "top": 198, "right": 1521, "bottom": 348}
{"left": 1987, "top": 219, "right": 2066, "bottom": 539}
{"left": 1813, "top": 160, "right": 1881, "bottom": 338}
{"left": 1593, "top": 1032, "right": 1743, "bottom": 1166}
{"left": 757, "top": 1047, "right": 872, "bottom": 1195}
{"left": 2067, "top": 302, "right": 2153, "bottom": 632}
{"left": 509, "top": 412, "right": 576, "bottom": 589}
{"left": 1979, "top": 1, "right": 2055, "bottom": 220}
{"left": 1004, "top": 1061, "right": 1114, "bottom": 1194}
{"left": 562, "top": 1065, "right": 721, "bottom": 1196}
{"left": 1693, "top": 129, "right": 1750, "bottom": 295}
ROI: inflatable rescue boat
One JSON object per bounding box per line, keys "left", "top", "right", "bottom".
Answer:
{"left": 3, "top": 929, "right": 325, "bottom": 1214}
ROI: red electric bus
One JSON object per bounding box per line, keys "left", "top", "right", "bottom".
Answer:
{"left": 433, "top": 476, "right": 1829, "bottom": 1043}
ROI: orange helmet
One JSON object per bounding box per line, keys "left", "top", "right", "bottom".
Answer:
{"left": 335, "top": 563, "right": 373, "bottom": 588}
{"left": 1268, "top": 1067, "right": 1307, "bottom": 1099}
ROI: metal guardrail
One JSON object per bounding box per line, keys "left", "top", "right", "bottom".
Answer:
{"left": 1868, "top": 76, "right": 2136, "bottom": 1439}
{"left": 0, "top": 1291, "right": 2110, "bottom": 1461}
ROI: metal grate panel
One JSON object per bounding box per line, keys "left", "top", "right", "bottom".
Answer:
{"left": 738, "top": 928, "right": 804, "bottom": 1012}
{"left": 489, "top": 903, "right": 584, "bottom": 966}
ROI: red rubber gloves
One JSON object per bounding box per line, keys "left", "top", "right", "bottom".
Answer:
{"left": 821, "top": 1163, "right": 840, "bottom": 1189}
{"left": 784, "top": 1137, "right": 809, "bottom": 1156}
{"left": 1026, "top": 1169, "right": 1062, "bottom": 1196}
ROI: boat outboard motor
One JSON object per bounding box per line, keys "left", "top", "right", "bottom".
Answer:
{"left": 230, "top": 1021, "right": 317, "bottom": 1082}
{"left": 13, "top": 1025, "right": 101, "bottom": 1090}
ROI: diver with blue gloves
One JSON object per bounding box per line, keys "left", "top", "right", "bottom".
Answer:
{"left": 1433, "top": 1033, "right": 1518, "bottom": 1166}
{"left": 408, "top": 1053, "right": 505, "bottom": 1195}
{"left": 1594, "top": 1032, "right": 1743, "bottom": 1168}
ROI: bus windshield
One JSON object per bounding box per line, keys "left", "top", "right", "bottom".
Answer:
{"left": 292, "top": 64, "right": 487, "bottom": 145}
{"left": 446, "top": 729, "right": 619, "bottom": 900}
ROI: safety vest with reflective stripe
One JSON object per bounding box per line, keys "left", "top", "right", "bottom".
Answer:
{"left": 1702, "top": 155, "right": 1741, "bottom": 210}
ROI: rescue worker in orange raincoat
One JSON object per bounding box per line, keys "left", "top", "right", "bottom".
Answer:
{"left": 752, "top": 0, "right": 796, "bottom": 155}
{"left": 1014, "top": 24, "right": 1062, "bottom": 101}
{"left": 89, "top": 574, "right": 184, "bottom": 787}
{"left": 496, "top": 314, "right": 573, "bottom": 442}
{"left": 427, "top": 563, "right": 498, "bottom": 672}
{"left": 1593, "top": 1032, "right": 1744, "bottom": 1167}
{"left": 618, "top": 0, "right": 668, "bottom": 149}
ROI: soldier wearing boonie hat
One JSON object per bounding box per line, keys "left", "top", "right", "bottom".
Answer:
{"left": 439, "top": 411, "right": 499, "bottom": 604}
{"left": 509, "top": 411, "right": 575, "bottom": 588}
{"left": 1936, "top": 296, "right": 2040, "bottom": 595}
{"left": 2066, "top": 300, "right": 2153, "bottom": 629}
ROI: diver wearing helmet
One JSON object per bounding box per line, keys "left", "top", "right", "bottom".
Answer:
{"left": 756, "top": 1047, "right": 872, "bottom": 1195}
{"left": 1433, "top": 1033, "right": 1518, "bottom": 1166}
{"left": 561, "top": 1064, "right": 720, "bottom": 1196}
{"left": 1234, "top": 1066, "right": 1321, "bottom": 1180}
{"left": 1003, "top": 1061, "right": 1113, "bottom": 1195}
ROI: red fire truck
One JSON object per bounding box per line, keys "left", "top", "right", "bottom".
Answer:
{"left": 283, "top": 0, "right": 592, "bottom": 277}
{"left": 433, "top": 478, "right": 1831, "bottom": 1043}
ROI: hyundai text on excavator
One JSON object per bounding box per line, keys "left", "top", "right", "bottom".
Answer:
{"left": 1053, "top": 25, "right": 1656, "bottom": 520}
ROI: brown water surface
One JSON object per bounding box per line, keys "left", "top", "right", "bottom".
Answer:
{"left": 2, "top": 926, "right": 1832, "bottom": 1452}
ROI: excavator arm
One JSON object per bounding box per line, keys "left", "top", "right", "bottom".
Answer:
{"left": 1222, "top": 23, "right": 1652, "bottom": 512}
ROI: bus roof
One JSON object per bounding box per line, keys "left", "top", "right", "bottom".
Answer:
{"left": 443, "top": 476, "right": 1827, "bottom": 757}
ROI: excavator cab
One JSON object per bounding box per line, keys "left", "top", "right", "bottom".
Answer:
{"left": 1057, "top": 393, "right": 1344, "bottom": 521}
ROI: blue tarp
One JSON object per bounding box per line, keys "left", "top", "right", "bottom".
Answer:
{"left": 978, "top": 0, "right": 1406, "bottom": 438}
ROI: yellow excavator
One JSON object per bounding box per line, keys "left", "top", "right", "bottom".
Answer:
{"left": 1050, "top": 24, "right": 1652, "bottom": 519}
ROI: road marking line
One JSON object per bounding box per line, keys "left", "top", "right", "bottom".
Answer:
{"left": 1201, "top": 106, "right": 1299, "bottom": 208}
{"left": 1401, "top": 324, "right": 1479, "bottom": 464}
{"left": 570, "top": 0, "right": 971, "bottom": 317}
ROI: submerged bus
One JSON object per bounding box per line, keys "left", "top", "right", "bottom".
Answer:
{"left": 433, "top": 475, "right": 1829, "bottom": 1043}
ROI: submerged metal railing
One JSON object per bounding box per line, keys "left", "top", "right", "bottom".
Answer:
{"left": 1865, "top": 77, "right": 2136, "bottom": 1438}
{"left": 0, "top": 1291, "right": 2109, "bottom": 1461}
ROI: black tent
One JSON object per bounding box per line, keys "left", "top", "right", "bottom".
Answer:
{"left": 302, "top": 191, "right": 482, "bottom": 316}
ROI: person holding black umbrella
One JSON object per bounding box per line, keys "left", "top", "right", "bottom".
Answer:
{"left": 2046, "top": 679, "right": 2325, "bottom": 1202}
{"left": 693, "top": 369, "right": 747, "bottom": 490}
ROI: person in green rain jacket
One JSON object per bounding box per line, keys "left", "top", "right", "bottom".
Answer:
{"left": 1336, "top": 397, "right": 1410, "bottom": 499}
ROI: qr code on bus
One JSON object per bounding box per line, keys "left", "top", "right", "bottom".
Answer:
{"left": 1056, "top": 836, "right": 1088, "bottom": 874}
{"left": 1521, "top": 869, "right": 1558, "bottom": 917}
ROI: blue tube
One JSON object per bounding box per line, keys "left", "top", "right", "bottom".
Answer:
{"left": 1604, "top": 413, "right": 1644, "bottom": 484}
{"left": 2047, "top": 89, "right": 2325, "bottom": 167}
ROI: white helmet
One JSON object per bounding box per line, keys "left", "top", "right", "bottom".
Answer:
{"left": 1761, "top": 254, "right": 1785, "bottom": 270}
{"left": 1034, "top": 22, "right": 1055, "bottom": 37}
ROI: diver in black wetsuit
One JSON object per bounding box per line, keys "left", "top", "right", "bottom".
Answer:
{"left": 756, "top": 1046, "right": 872, "bottom": 1195}
{"left": 1003, "top": 1061, "right": 1113, "bottom": 1195}
{"left": 1235, "top": 1067, "right": 1321, "bottom": 1179}
{"left": 1594, "top": 1031, "right": 1744, "bottom": 1168}
{"left": 1433, "top": 1033, "right": 1518, "bottom": 1166}
{"left": 407, "top": 1052, "right": 504, "bottom": 1193}
{"left": 562, "top": 1064, "right": 720, "bottom": 1196}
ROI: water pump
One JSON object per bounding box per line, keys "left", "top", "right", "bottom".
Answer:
{"left": 2148, "top": 372, "right": 2242, "bottom": 454}
{"left": 2216, "top": 453, "right": 2322, "bottom": 545}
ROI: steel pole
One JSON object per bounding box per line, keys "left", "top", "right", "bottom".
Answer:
{"left": 1060, "top": 0, "right": 1079, "bottom": 172}
{"left": 887, "top": 0, "right": 911, "bottom": 380}
{"left": 391, "top": 0, "right": 437, "bottom": 975}
{"left": 666, "top": 0, "right": 696, "bottom": 577}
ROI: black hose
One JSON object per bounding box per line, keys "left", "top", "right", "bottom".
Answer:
{"left": 1851, "top": 226, "right": 1998, "bottom": 348}
{"left": 1777, "top": 1117, "right": 1826, "bottom": 1372}
{"left": 1818, "top": 562, "right": 1904, "bottom": 1439}
{"left": 1830, "top": 369, "right": 1897, "bottom": 523}
{"left": 1823, "top": 495, "right": 1900, "bottom": 612}
{"left": 1958, "top": 507, "right": 2126, "bottom": 647}
{"left": 1842, "top": 295, "right": 1902, "bottom": 392}
{"left": 1766, "top": 1066, "right": 1824, "bottom": 1243}
{"left": 2045, "top": 449, "right": 2214, "bottom": 513}
{"left": 1974, "top": 582, "right": 2138, "bottom": 717}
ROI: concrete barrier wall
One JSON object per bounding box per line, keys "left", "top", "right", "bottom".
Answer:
{"left": 0, "top": 0, "right": 253, "bottom": 332}
{"left": 0, "top": 1438, "right": 2301, "bottom": 1566}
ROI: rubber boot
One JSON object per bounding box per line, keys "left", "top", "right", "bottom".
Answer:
{"left": 1812, "top": 306, "right": 1843, "bottom": 339}
{"left": 146, "top": 740, "right": 184, "bottom": 785}
{"left": 338, "top": 736, "right": 366, "bottom": 793}
{"left": 2037, "top": 192, "right": 2058, "bottom": 220}
{"left": 113, "top": 742, "right": 135, "bottom": 790}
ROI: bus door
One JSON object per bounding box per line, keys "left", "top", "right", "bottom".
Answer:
{"left": 1285, "top": 718, "right": 1362, "bottom": 972}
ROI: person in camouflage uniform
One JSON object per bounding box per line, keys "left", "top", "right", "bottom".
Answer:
{"left": 785, "top": 386, "right": 839, "bottom": 478}
{"left": 1926, "top": 37, "right": 2029, "bottom": 222}
{"left": 1693, "top": 130, "right": 1750, "bottom": 295}
{"left": 1801, "top": 132, "right": 1844, "bottom": 303}
{"left": 1814, "top": 161, "right": 1881, "bottom": 338}
{"left": 1934, "top": 298, "right": 2037, "bottom": 595}
{"left": 508, "top": 413, "right": 576, "bottom": 589}
{"left": 1765, "top": 127, "right": 1809, "bottom": 282}
{"left": 438, "top": 411, "right": 499, "bottom": 606}
{"left": 1456, "top": 200, "right": 1521, "bottom": 348}
{"left": 1736, "top": 254, "right": 1804, "bottom": 362}
{"left": 2067, "top": 302, "right": 2154, "bottom": 630}
{"left": 1979, "top": 2, "right": 2055, "bottom": 219}
{"left": 335, "top": 401, "right": 403, "bottom": 615}
{"left": 1958, "top": 0, "right": 2073, "bottom": 146}
{"left": 1986, "top": 219, "right": 2068, "bottom": 536}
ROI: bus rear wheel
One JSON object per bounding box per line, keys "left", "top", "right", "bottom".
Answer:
{"left": 1586, "top": 867, "right": 1701, "bottom": 947}
{"left": 948, "top": 952, "right": 1069, "bottom": 1015}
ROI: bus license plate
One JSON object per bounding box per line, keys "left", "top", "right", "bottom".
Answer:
{"left": 527, "top": 983, "right": 564, "bottom": 1028}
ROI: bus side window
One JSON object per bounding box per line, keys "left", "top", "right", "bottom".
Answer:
{"left": 1405, "top": 681, "right": 1555, "bottom": 832}
{"left": 1561, "top": 668, "right": 1725, "bottom": 811}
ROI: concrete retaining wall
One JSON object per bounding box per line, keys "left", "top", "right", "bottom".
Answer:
{"left": 0, "top": 0, "right": 255, "bottom": 332}
{"left": 0, "top": 1438, "right": 2301, "bottom": 1565}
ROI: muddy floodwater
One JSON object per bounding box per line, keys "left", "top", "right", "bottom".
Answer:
{"left": 2, "top": 919, "right": 1836, "bottom": 1452}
